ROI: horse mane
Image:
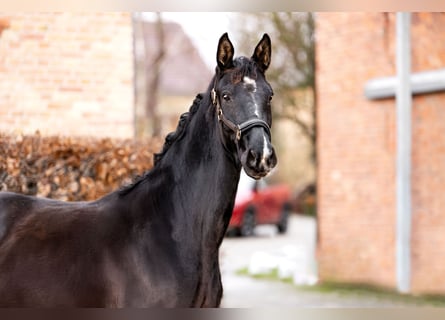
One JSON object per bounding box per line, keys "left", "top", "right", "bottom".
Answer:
{"left": 153, "top": 93, "right": 203, "bottom": 165}
{"left": 118, "top": 93, "right": 203, "bottom": 196}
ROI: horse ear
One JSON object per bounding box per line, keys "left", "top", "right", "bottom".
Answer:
{"left": 216, "top": 33, "right": 234, "bottom": 70}
{"left": 252, "top": 33, "right": 271, "bottom": 72}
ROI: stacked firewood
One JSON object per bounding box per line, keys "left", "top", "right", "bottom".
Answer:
{"left": 0, "top": 133, "right": 163, "bottom": 201}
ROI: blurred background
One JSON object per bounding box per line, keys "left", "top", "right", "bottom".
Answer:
{"left": 0, "top": 12, "right": 445, "bottom": 306}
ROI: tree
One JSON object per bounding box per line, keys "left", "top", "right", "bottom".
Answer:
{"left": 144, "top": 13, "right": 165, "bottom": 137}
{"left": 132, "top": 12, "right": 166, "bottom": 138}
{"left": 233, "top": 13, "right": 316, "bottom": 161}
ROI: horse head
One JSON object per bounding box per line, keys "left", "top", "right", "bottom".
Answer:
{"left": 212, "top": 33, "right": 277, "bottom": 179}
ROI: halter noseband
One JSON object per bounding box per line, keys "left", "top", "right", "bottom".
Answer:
{"left": 211, "top": 87, "right": 271, "bottom": 141}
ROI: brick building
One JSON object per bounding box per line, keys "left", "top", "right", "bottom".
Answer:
{"left": 0, "top": 13, "right": 211, "bottom": 139}
{"left": 133, "top": 18, "right": 212, "bottom": 138}
{"left": 0, "top": 13, "right": 134, "bottom": 138}
{"left": 316, "top": 12, "right": 445, "bottom": 294}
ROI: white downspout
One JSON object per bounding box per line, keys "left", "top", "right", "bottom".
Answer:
{"left": 395, "top": 12, "right": 412, "bottom": 294}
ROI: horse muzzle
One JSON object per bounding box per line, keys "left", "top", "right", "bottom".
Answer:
{"left": 238, "top": 127, "right": 277, "bottom": 179}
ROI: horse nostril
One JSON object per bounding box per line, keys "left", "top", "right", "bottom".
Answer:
{"left": 266, "top": 156, "right": 272, "bottom": 167}
{"left": 248, "top": 149, "right": 259, "bottom": 166}
{"left": 270, "top": 149, "right": 277, "bottom": 167}
{"left": 263, "top": 148, "right": 277, "bottom": 169}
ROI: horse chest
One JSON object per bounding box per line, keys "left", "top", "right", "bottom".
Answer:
{"left": 103, "top": 246, "right": 193, "bottom": 307}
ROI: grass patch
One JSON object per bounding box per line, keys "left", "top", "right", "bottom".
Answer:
{"left": 236, "top": 267, "right": 293, "bottom": 284}
{"left": 236, "top": 267, "right": 445, "bottom": 307}
{"left": 303, "top": 281, "right": 445, "bottom": 307}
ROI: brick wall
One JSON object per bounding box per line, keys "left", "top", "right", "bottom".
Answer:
{"left": 0, "top": 13, "right": 134, "bottom": 138}
{"left": 316, "top": 12, "right": 445, "bottom": 294}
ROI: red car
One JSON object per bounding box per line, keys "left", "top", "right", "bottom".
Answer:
{"left": 228, "top": 172, "right": 292, "bottom": 237}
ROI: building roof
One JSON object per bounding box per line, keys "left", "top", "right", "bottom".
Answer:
{"left": 137, "top": 20, "right": 213, "bottom": 96}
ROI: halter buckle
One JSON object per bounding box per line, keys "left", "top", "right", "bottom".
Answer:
{"left": 236, "top": 126, "right": 241, "bottom": 140}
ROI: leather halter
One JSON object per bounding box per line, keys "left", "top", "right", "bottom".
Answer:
{"left": 211, "top": 87, "right": 271, "bottom": 141}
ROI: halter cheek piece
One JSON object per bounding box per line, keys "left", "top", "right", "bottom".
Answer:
{"left": 211, "top": 88, "right": 271, "bottom": 141}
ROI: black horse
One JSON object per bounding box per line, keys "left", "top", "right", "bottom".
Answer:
{"left": 0, "top": 33, "right": 277, "bottom": 307}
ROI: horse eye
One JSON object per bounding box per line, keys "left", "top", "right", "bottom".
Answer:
{"left": 222, "top": 94, "right": 231, "bottom": 101}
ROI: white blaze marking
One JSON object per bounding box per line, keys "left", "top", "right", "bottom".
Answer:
{"left": 261, "top": 135, "right": 272, "bottom": 168}
{"left": 243, "top": 77, "right": 260, "bottom": 117}
{"left": 253, "top": 98, "right": 260, "bottom": 117}
{"left": 243, "top": 76, "right": 257, "bottom": 90}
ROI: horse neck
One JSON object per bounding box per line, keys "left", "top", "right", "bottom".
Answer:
{"left": 125, "top": 98, "right": 241, "bottom": 251}
{"left": 179, "top": 109, "right": 240, "bottom": 247}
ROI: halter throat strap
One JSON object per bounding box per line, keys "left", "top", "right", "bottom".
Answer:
{"left": 211, "top": 87, "right": 271, "bottom": 141}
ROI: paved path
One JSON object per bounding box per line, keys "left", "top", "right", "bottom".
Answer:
{"left": 220, "top": 272, "right": 417, "bottom": 307}
{"left": 219, "top": 215, "right": 420, "bottom": 307}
